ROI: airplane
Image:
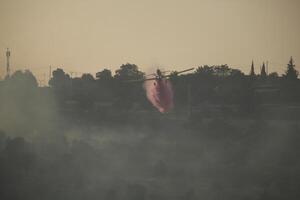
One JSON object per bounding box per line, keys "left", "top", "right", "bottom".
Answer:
{"left": 126, "top": 67, "right": 194, "bottom": 113}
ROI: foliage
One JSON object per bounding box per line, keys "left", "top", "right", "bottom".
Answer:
{"left": 49, "top": 68, "right": 71, "bottom": 89}
{"left": 3, "top": 58, "right": 298, "bottom": 114}
{"left": 114, "top": 63, "right": 144, "bottom": 81}
{"left": 284, "top": 57, "right": 299, "bottom": 81}
{"left": 96, "top": 69, "right": 112, "bottom": 81}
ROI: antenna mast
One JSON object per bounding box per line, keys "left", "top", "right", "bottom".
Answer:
{"left": 49, "top": 65, "right": 52, "bottom": 81}
{"left": 6, "top": 48, "right": 11, "bottom": 77}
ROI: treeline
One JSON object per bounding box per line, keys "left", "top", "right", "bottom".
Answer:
{"left": 1, "top": 57, "right": 299, "bottom": 114}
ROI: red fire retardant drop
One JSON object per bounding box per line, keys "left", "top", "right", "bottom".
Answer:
{"left": 143, "top": 79, "right": 174, "bottom": 113}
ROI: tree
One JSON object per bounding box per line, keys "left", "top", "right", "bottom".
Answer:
{"left": 250, "top": 60, "right": 255, "bottom": 77}
{"left": 114, "top": 63, "right": 145, "bottom": 109}
{"left": 114, "top": 63, "right": 144, "bottom": 81}
{"left": 3, "top": 70, "right": 38, "bottom": 100}
{"left": 284, "top": 57, "right": 298, "bottom": 81}
{"left": 48, "top": 68, "right": 72, "bottom": 104}
{"left": 196, "top": 65, "right": 214, "bottom": 76}
{"left": 229, "top": 69, "right": 244, "bottom": 78}
{"left": 96, "top": 69, "right": 112, "bottom": 81}
{"left": 81, "top": 73, "right": 94, "bottom": 82}
{"left": 49, "top": 68, "right": 71, "bottom": 89}
{"left": 269, "top": 72, "right": 279, "bottom": 80}
{"left": 282, "top": 57, "right": 300, "bottom": 101}
{"left": 6, "top": 70, "right": 38, "bottom": 88}
{"left": 194, "top": 65, "right": 216, "bottom": 104}
{"left": 196, "top": 64, "right": 236, "bottom": 77}
{"left": 95, "top": 69, "right": 114, "bottom": 102}
{"left": 213, "top": 64, "right": 231, "bottom": 77}
{"left": 260, "top": 62, "right": 267, "bottom": 78}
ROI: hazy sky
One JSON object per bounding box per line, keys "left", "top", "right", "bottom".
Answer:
{"left": 0, "top": 0, "right": 299, "bottom": 82}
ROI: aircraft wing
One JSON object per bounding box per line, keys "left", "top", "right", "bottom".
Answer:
{"left": 163, "top": 68, "right": 195, "bottom": 78}
{"left": 175, "top": 68, "right": 195, "bottom": 74}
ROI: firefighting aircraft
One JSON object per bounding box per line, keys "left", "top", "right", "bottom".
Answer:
{"left": 127, "top": 67, "right": 194, "bottom": 112}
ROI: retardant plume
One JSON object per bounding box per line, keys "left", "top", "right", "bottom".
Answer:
{"left": 143, "top": 79, "right": 174, "bottom": 113}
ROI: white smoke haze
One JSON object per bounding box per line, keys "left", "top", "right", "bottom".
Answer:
{"left": 0, "top": 71, "right": 300, "bottom": 200}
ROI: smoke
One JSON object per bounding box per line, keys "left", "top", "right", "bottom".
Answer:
{"left": 143, "top": 79, "right": 174, "bottom": 113}
{"left": 0, "top": 70, "right": 58, "bottom": 138}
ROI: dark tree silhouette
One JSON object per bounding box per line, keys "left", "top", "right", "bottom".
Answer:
{"left": 81, "top": 73, "right": 95, "bottom": 82}
{"left": 49, "top": 68, "right": 71, "bottom": 89}
{"left": 284, "top": 57, "right": 298, "bottom": 81}
{"left": 260, "top": 62, "right": 267, "bottom": 78}
{"left": 114, "top": 63, "right": 144, "bottom": 81}
{"left": 250, "top": 60, "right": 256, "bottom": 77}
{"left": 269, "top": 72, "right": 279, "bottom": 79}
{"left": 29, "top": 60, "right": 299, "bottom": 115}
{"left": 113, "top": 63, "right": 145, "bottom": 109}
{"left": 6, "top": 70, "right": 38, "bottom": 88}
{"left": 96, "top": 69, "right": 112, "bottom": 81}
{"left": 213, "top": 64, "right": 231, "bottom": 77}
{"left": 195, "top": 65, "right": 214, "bottom": 76}
{"left": 1, "top": 70, "right": 39, "bottom": 108}
{"left": 95, "top": 69, "right": 114, "bottom": 102}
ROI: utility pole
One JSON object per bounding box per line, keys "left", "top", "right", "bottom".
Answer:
{"left": 43, "top": 73, "right": 46, "bottom": 87}
{"left": 49, "top": 65, "right": 52, "bottom": 80}
{"left": 6, "top": 48, "right": 11, "bottom": 77}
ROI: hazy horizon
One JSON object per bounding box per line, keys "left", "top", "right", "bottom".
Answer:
{"left": 0, "top": 0, "right": 299, "bottom": 82}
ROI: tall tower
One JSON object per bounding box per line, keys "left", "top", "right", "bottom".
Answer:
{"left": 6, "top": 48, "right": 11, "bottom": 77}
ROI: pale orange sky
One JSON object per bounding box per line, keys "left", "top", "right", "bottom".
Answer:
{"left": 0, "top": 0, "right": 299, "bottom": 83}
